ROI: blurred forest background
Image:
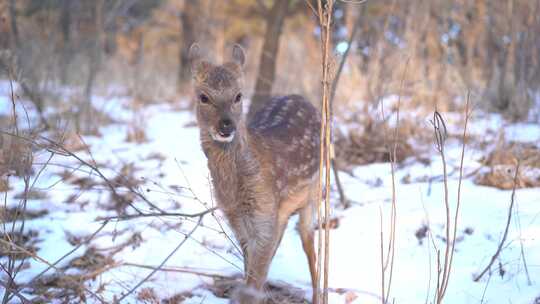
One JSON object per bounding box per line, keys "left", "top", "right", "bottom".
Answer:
{"left": 0, "top": 0, "right": 539, "bottom": 134}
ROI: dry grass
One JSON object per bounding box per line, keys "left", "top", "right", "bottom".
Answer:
{"left": 0, "top": 133, "right": 34, "bottom": 177}
{"left": 334, "top": 118, "right": 426, "bottom": 171}
{"left": 475, "top": 141, "right": 540, "bottom": 189}
{"left": 0, "top": 207, "right": 48, "bottom": 223}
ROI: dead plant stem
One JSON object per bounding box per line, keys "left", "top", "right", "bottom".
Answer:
{"left": 114, "top": 214, "right": 205, "bottom": 303}
{"left": 0, "top": 238, "right": 107, "bottom": 304}
{"left": 441, "top": 92, "right": 471, "bottom": 297}
{"left": 473, "top": 162, "right": 520, "bottom": 282}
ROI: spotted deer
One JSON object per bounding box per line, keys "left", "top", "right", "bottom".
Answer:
{"left": 189, "top": 44, "right": 320, "bottom": 304}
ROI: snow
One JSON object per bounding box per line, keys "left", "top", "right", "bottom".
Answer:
{"left": 1, "top": 82, "right": 539, "bottom": 303}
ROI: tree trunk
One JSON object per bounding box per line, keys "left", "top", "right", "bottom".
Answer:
{"left": 8, "top": 0, "right": 20, "bottom": 49}
{"left": 177, "top": 0, "right": 198, "bottom": 90}
{"left": 134, "top": 30, "right": 145, "bottom": 99}
{"left": 8, "top": 0, "right": 49, "bottom": 129}
{"left": 82, "top": 0, "right": 103, "bottom": 134}
{"left": 60, "top": 0, "right": 72, "bottom": 84}
{"left": 249, "top": 0, "right": 290, "bottom": 118}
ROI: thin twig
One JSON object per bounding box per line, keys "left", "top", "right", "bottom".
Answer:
{"left": 26, "top": 220, "right": 110, "bottom": 286}
{"left": 430, "top": 110, "right": 450, "bottom": 304}
{"left": 96, "top": 207, "right": 217, "bottom": 222}
{"left": 384, "top": 58, "right": 409, "bottom": 303}
{"left": 378, "top": 56, "right": 408, "bottom": 304}
{"left": 329, "top": 8, "right": 362, "bottom": 105}
{"left": 313, "top": 1, "right": 331, "bottom": 302}
{"left": 0, "top": 280, "right": 31, "bottom": 304}
{"left": 0, "top": 131, "right": 164, "bottom": 214}
{"left": 0, "top": 238, "right": 107, "bottom": 304}
{"left": 514, "top": 193, "right": 532, "bottom": 285}
{"left": 479, "top": 270, "right": 493, "bottom": 304}
{"left": 327, "top": 3, "right": 364, "bottom": 209}
{"left": 441, "top": 91, "right": 471, "bottom": 296}
{"left": 122, "top": 263, "right": 232, "bottom": 279}
{"left": 304, "top": 0, "right": 319, "bottom": 18}
{"left": 42, "top": 135, "right": 163, "bottom": 213}
{"left": 114, "top": 213, "right": 206, "bottom": 303}
{"left": 473, "top": 162, "right": 520, "bottom": 282}
{"left": 313, "top": 1, "right": 335, "bottom": 303}
{"left": 8, "top": 69, "right": 18, "bottom": 136}
{"left": 379, "top": 207, "right": 385, "bottom": 304}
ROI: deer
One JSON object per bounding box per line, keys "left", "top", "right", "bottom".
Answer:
{"left": 189, "top": 44, "right": 321, "bottom": 304}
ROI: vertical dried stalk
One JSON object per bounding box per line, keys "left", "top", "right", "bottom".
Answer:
{"left": 431, "top": 109, "right": 450, "bottom": 304}
{"left": 379, "top": 58, "right": 409, "bottom": 304}
{"left": 313, "top": 1, "right": 335, "bottom": 303}
{"left": 2, "top": 69, "right": 28, "bottom": 304}
{"left": 441, "top": 92, "right": 470, "bottom": 295}
{"left": 432, "top": 92, "right": 470, "bottom": 303}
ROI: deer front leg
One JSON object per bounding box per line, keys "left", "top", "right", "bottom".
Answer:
{"left": 232, "top": 213, "right": 282, "bottom": 304}
{"left": 245, "top": 214, "right": 276, "bottom": 289}
{"left": 226, "top": 215, "right": 251, "bottom": 277}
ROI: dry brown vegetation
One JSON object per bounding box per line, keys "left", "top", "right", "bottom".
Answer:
{"left": 0, "top": 1, "right": 538, "bottom": 124}
{"left": 0, "top": 1, "right": 538, "bottom": 167}
{"left": 475, "top": 141, "right": 540, "bottom": 189}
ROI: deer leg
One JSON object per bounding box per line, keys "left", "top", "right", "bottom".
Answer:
{"left": 226, "top": 215, "right": 250, "bottom": 275}
{"left": 268, "top": 215, "right": 289, "bottom": 261}
{"left": 298, "top": 202, "right": 318, "bottom": 304}
{"left": 231, "top": 213, "right": 287, "bottom": 304}
{"left": 244, "top": 216, "right": 277, "bottom": 289}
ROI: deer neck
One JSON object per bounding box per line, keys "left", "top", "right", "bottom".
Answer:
{"left": 201, "top": 121, "right": 258, "bottom": 209}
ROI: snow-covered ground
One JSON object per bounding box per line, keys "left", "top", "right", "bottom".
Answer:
{"left": 1, "top": 84, "right": 539, "bottom": 303}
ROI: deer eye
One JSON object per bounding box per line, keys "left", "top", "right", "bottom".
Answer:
{"left": 234, "top": 93, "right": 242, "bottom": 104}
{"left": 199, "top": 94, "right": 209, "bottom": 104}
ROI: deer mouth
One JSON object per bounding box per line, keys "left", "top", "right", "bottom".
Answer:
{"left": 211, "top": 128, "right": 235, "bottom": 143}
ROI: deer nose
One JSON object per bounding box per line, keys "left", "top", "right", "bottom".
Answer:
{"left": 220, "top": 119, "right": 232, "bottom": 127}
{"left": 218, "top": 118, "right": 235, "bottom": 135}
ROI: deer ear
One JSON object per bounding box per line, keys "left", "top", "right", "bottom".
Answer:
{"left": 231, "top": 44, "right": 246, "bottom": 68}
{"left": 189, "top": 43, "right": 202, "bottom": 72}
{"left": 189, "top": 43, "right": 211, "bottom": 80}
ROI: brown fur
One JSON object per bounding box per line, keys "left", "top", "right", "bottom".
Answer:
{"left": 190, "top": 44, "right": 320, "bottom": 304}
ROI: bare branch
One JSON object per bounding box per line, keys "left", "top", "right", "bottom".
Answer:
{"left": 96, "top": 207, "right": 217, "bottom": 222}
{"left": 0, "top": 280, "right": 31, "bottom": 304}
{"left": 304, "top": 0, "right": 319, "bottom": 18}
{"left": 114, "top": 213, "right": 206, "bottom": 303}
{"left": 312, "top": 1, "right": 335, "bottom": 303}
{"left": 0, "top": 131, "right": 164, "bottom": 214}
{"left": 255, "top": 0, "right": 269, "bottom": 14}
{"left": 473, "top": 162, "right": 520, "bottom": 282}
{"left": 0, "top": 238, "right": 107, "bottom": 304}
{"left": 27, "top": 220, "right": 110, "bottom": 285}
{"left": 328, "top": 4, "right": 365, "bottom": 209}
{"left": 441, "top": 91, "right": 471, "bottom": 296}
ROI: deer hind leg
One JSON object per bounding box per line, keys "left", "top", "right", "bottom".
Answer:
{"left": 298, "top": 199, "right": 319, "bottom": 304}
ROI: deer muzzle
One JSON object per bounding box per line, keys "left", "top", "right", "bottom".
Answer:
{"left": 212, "top": 118, "right": 236, "bottom": 143}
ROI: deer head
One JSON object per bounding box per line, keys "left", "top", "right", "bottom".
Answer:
{"left": 189, "top": 44, "right": 246, "bottom": 144}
